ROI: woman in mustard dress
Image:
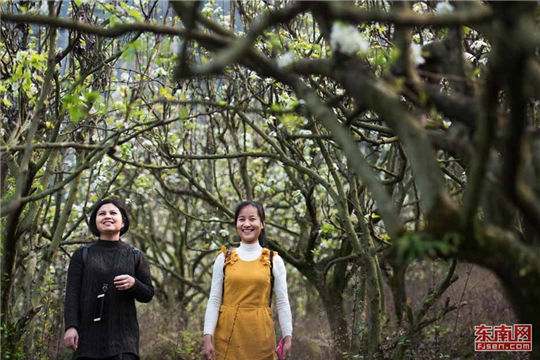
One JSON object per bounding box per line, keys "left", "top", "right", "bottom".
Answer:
{"left": 203, "top": 201, "right": 293, "bottom": 360}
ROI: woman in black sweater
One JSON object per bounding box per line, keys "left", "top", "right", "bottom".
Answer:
{"left": 64, "top": 199, "right": 154, "bottom": 360}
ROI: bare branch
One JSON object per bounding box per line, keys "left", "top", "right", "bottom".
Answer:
{"left": 0, "top": 13, "right": 186, "bottom": 37}
{"left": 187, "top": 2, "right": 307, "bottom": 76}
{"left": 327, "top": 2, "right": 493, "bottom": 27}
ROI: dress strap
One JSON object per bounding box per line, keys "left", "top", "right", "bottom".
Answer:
{"left": 269, "top": 250, "right": 275, "bottom": 307}
{"left": 261, "top": 248, "right": 277, "bottom": 307}
{"left": 221, "top": 247, "right": 235, "bottom": 304}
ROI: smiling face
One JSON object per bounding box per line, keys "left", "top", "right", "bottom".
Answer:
{"left": 236, "top": 205, "right": 265, "bottom": 244}
{"left": 95, "top": 203, "right": 125, "bottom": 240}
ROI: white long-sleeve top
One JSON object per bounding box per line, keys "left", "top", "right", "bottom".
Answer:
{"left": 203, "top": 242, "right": 293, "bottom": 337}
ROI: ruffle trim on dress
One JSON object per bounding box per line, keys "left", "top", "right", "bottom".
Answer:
{"left": 221, "top": 246, "right": 239, "bottom": 267}
{"left": 220, "top": 245, "right": 275, "bottom": 267}
{"left": 260, "top": 248, "right": 272, "bottom": 267}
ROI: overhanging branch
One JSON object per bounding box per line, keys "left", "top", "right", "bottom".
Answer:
{"left": 1, "top": 13, "right": 187, "bottom": 37}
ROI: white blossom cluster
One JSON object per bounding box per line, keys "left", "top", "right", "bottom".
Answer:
{"left": 330, "top": 22, "right": 369, "bottom": 56}
{"left": 410, "top": 44, "right": 425, "bottom": 65}
{"left": 412, "top": 2, "right": 428, "bottom": 14}
{"left": 276, "top": 91, "right": 297, "bottom": 108}
{"left": 111, "top": 85, "right": 127, "bottom": 103}
{"left": 465, "top": 40, "right": 490, "bottom": 65}
{"left": 202, "top": 0, "right": 220, "bottom": 17}
{"left": 171, "top": 38, "right": 181, "bottom": 54}
{"left": 471, "top": 40, "right": 489, "bottom": 52}
{"left": 277, "top": 51, "right": 296, "bottom": 68}
{"left": 435, "top": 2, "right": 454, "bottom": 14}
{"left": 40, "top": 0, "right": 49, "bottom": 14}
{"left": 120, "top": 72, "right": 131, "bottom": 82}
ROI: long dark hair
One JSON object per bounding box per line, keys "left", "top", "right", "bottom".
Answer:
{"left": 234, "top": 200, "right": 266, "bottom": 247}
{"left": 88, "top": 198, "right": 130, "bottom": 237}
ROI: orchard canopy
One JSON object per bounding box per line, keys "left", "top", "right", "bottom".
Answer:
{"left": 1, "top": 1, "right": 539, "bottom": 359}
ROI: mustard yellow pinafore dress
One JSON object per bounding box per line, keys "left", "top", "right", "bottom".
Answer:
{"left": 214, "top": 247, "right": 277, "bottom": 360}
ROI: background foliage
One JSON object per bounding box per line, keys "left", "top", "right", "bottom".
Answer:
{"left": 1, "top": 1, "right": 539, "bottom": 359}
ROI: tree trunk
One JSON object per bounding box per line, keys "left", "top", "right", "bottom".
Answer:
{"left": 457, "top": 222, "right": 540, "bottom": 358}
{"left": 319, "top": 288, "right": 349, "bottom": 359}
{"left": 363, "top": 255, "right": 382, "bottom": 357}
{"left": 501, "top": 272, "right": 540, "bottom": 359}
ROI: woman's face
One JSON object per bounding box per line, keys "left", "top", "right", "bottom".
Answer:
{"left": 236, "top": 205, "right": 264, "bottom": 244}
{"left": 95, "top": 203, "right": 124, "bottom": 238}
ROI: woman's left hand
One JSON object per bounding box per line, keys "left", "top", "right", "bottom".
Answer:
{"left": 282, "top": 335, "right": 292, "bottom": 359}
{"left": 114, "top": 274, "right": 135, "bottom": 290}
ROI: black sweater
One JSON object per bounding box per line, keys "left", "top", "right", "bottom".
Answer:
{"left": 64, "top": 240, "right": 154, "bottom": 359}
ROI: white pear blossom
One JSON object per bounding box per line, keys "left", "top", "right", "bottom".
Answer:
{"left": 471, "top": 40, "right": 489, "bottom": 51}
{"left": 219, "top": 229, "right": 229, "bottom": 237}
{"left": 15, "top": 50, "right": 28, "bottom": 62}
{"left": 435, "top": 2, "right": 454, "bottom": 14}
{"left": 40, "top": 0, "right": 49, "bottom": 14}
{"left": 249, "top": 71, "right": 261, "bottom": 81}
{"left": 330, "top": 22, "right": 369, "bottom": 56}
{"left": 293, "top": 203, "right": 305, "bottom": 216}
{"left": 221, "top": 15, "right": 230, "bottom": 28}
{"left": 410, "top": 43, "right": 425, "bottom": 65}
{"left": 464, "top": 52, "right": 475, "bottom": 62}
{"left": 155, "top": 67, "right": 167, "bottom": 76}
{"left": 29, "top": 83, "right": 38, "bottom": 96}
{"left": 120, "top": 72, "right": 130, "bottom": 82}
{"left": 115, "top": 119, "right": 127, "bottom": 130}
{"left": 277, "top": 51, "right": 296, "bottom": 68}
{"left": 141, "top": 139, "right": 152, "bottom": 147}
{"left": 413, "top": 2, "right": 428, "bottom": 13}
{"left": 111, "top": 86, "right": 125, "bottom": 102}
{"left": 171, "top": 38, "right": 181, "bottom": 53}
{"left": 443, "top": 120, "right": 452, "bottom": 129}
{"left": 202, "top": 1, "right": 222, "bottom": 17}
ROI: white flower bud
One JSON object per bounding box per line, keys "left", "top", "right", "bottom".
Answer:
{"left": 435, "top": 2, "right": 454, "bottom": 14}
{"left": 410, "top": 44, "right": 425, "bottom": 65}
{"left": 330, "top": 23, "right": 369, "bottom": 56}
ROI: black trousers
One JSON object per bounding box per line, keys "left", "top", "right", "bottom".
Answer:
{"left": 78, "top": 354, "right": 138, "bottom": 360}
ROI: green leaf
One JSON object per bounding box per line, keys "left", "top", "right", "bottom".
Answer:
{"left": 63, "top": 93, "right": 84, "bottom": 124}
{"left": 127, "top": 8, "right": 143, "bottom": 21}
{"left": 321, "top": 223, "right": 335, "bottom": 234}
{"left": 11, "top": 65, "right": 23, "bottom": 82}
{"left": 159, "top": 86, "right": 175, "bottom": 101}
{"left": 84, "top": 91, "right": 100, "bottom": 103}
{"left": 179, "top": 106, "right": 189, "bottom": 120}
{"left": 278, "top": 113, "right": 303, "bottom": 128}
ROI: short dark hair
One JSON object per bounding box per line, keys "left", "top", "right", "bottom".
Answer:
{"left": 88, "top": 198, "right": 130, "bottom": 237}
{"left": 234, "top": 200, "right": 266, "bottom": 246}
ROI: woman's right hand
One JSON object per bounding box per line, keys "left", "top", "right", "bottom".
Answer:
{"left": 203, "top": 334, "right": 216, "bottom": 360}
{"left": 64, "top": 327, "right": 79, "bottom": 350}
